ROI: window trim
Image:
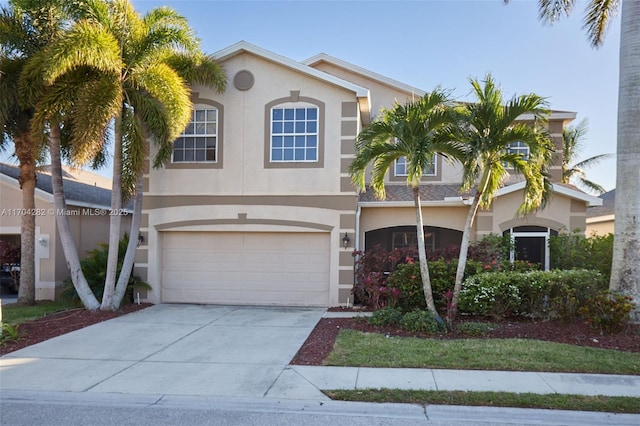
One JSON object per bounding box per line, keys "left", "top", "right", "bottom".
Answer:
{"left": 390, "top": 154, "right": 441, "bottom": 182}
{"left": 264, "top": 93, "right": 325, "bottom": 169}
{"left": 166, "top": 95, "right": 224, "bottom": 170}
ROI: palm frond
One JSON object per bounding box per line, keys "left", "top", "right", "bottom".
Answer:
{"left": 460, "top": 74, "right": 554, "bottom": 213}
{"left": 583, "top": 0, "right": 619, "bottom": 48}
{"left": 577, "top": 177, "right": 608, "bottom": 194}
{"left": 166, "top": 53, "right": 227, "bottom": 93}
{"left": 128, "top": 61, "right": 192, "bottom": 142}
{"left": 537, "top": 0, "right": 576, "bottom": 23}
{"left": 572, "top": 152, "right": 614, "bottom": 170}
{"left": 41, "top": 21, "right": 122, "bottom": 85}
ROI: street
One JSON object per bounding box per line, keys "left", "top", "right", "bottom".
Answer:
{"left": 1, "top": 391, "right": 638, "bottom": 426}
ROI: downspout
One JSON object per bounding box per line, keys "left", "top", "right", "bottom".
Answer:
{"left": 353, "top": 202, "right": 362, "bottom": 307}
{"left": 355, "top": 203, "right": 361, "bottom": 253}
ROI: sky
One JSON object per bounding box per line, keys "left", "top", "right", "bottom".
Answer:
{"left": 2, "top": 0, "right": 621, "bottom": 192}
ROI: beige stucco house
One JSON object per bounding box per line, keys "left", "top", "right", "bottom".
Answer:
{"left": 137, "top": 41, "right": 602, "bottom": 307}
{"left": 586, "top": 189, "right": 615, "bottom": 235}
{"left": 0, "top": 164, "right": 130, "bottom": 299}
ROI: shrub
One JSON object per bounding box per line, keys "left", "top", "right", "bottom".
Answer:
{"left": 459, "top": 269, "right": 607, "bottom": 320}
{"left": 458, "top": 272, "right": 522, "bottom": 320}
{"left": 386, "top": 258, "right": 484, "bottom": 313}
{"left": 456, "top": 321, "right": 496, "bottom": 336}
{"left": 0, "top": 323, "right": 20, "bottom": 344}
{"left": 400, "top": 309, "right": 446, "bottom": 333}
{"left": 61, "top": 234, "right": 150, "bottom": 304}
{"left": 579, "top": 291, "right": 637, "bottom": 334}
{"left": 368, "top": 306, "right": 403, "bottom": 327}
{"left": 352, "top": 245, "right": 416, "bottom": 310}
{"left": 549, "top": 230, "right": 613, "bottom": 280}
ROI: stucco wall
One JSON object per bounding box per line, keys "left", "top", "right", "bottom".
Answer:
{"left": 359, "top": 204, "right": 469, "bottom": 236}
{"left": 1, "top": 179, "right": 131, "bottom": 300}
{"left": 148, "top": 53, "right": 356, "bottom": 196}
{"left": 586, "top": 217, "right": 614, "bottom": 236}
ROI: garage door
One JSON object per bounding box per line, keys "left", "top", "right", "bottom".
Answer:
{"left": 161, "top": 232, "right": 330, "bottom": 306}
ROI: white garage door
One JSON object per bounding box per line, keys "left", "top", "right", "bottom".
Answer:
{"left": 161, "top": 232, "right": 330, "bottom": 306}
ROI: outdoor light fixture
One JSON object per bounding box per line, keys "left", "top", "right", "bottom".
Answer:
{"left": 137, "top": 232, "right": 144, "bottom": 247}
{"left": 342, "top": 232, "right": 350, "bottom": 249}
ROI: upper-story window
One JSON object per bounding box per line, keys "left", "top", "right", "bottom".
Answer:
{"left": 172, "top": 108, "right": 218, "bottom": 163}
{"left": 270, "top": 107, "right": 318, "bottom": 162}
{"left": 394, "top": 155, "right": 437, "bottom": 177}
{"left": 506, "top": 141, "right": 530, "bottom": 160}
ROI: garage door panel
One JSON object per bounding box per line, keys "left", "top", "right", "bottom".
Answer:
{"left": 161, "top": 232, "right": 330, "bottom": 306}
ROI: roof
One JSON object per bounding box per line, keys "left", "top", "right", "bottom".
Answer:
{"left": 358, "top": 184, "right": 472, "bottom": 205}
{"left": 303, "top": 53, "right": 426, "bottom": 98}
{"left": 587, "top": 189, "right": 615, "bottom": 218}
{"left": 0, "top": 163, "right": 114, "bottom": 209}
{"left": 359, "top": 181, "right": 603, "bottom": 207}
{"left": 213, "top": 41, "right": 372, "bottom": 124}
{"left": 37, "top": 165, "right": 113, "bottom": 189}
{"left": 496, "top": 181, "right": 602, "bottom": 207}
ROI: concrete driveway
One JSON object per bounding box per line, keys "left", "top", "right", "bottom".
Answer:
{"left": 0, "top": 304, "right": 327, "bottom": 399}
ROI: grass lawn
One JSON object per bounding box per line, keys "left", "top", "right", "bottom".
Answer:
{"left": 326, "top": 329, "right": 640, "bottom": 375}
{"left": 326, "top": 389, "right": 640, "bottom": 414}
{"left": 1, "top": 300, "right": 77, "bottom": 325}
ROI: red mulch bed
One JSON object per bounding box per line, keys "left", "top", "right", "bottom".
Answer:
{"left": 0, "top": 303, "right": 152, "bottom": 356}
{"left": 291, "top": 316, "right": 640, "bottom": 365}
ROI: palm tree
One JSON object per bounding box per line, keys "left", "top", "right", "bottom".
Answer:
{"left": 0, "top": 0, "right": 67, "bottom": 305}
{"left": 448, "top": 74, "right": 554, "bottom": 326}
{"left": 506, "top": 0, "right": 640, "bottom": 320}
{"left": 32, "top": 0, "right": 226, "bottom": 310}
{"left": 561, "top": 118, "right": 613, "bottom": 194}
{"left": 350, "top": 90, "right": 462, "bottom": 320}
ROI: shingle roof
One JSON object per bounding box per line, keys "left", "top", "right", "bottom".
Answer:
{"left": 1, "top": 163, "right": 113, "bottom": 208}
{"left": 358, "top": 184, "right": 472, "bottom": 202}
{"left": 587, "top": 189, "right": 615, "bottom": 217}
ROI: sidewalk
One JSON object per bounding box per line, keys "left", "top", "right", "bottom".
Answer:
{"left": 281, "top": 365, "right": 640, "bottom": 399}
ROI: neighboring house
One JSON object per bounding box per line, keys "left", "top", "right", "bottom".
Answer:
{"left": 586, "top": 189, "right": 615, "bottom": 235}
{"left": 139, "top": 41, "right": 602, "bottom": 307}
{"left": 0, "top": 163, "right": 131, "bottom": 299}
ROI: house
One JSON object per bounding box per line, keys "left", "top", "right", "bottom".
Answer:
{"left": 138, "top": 41, "right": 602, "bottom": 307}
{"left": 0, "top": 163, "right": 131, "bottom": 299}
{"left": 586, "top": 189, "right": 615, "bottom": 235}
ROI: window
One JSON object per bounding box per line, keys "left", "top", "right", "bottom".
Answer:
{"left": 392, "top": 231, "right": 435, "bottom": 251}
{"left": 394, "top": 155, "right": 436, "bottom": 176}
{"left": 270, "top": 107, "right": 318, "bottom": 162}
{"left": 172, "top": 109, "right": 218, "bottom": 163}
{"left": 506, "top": 141, "right": 530, "bottom": 160}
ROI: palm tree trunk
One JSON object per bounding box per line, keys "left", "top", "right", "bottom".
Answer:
{"left": 413, "top": 186, "right": 440, "bottom": 318}
{"left": 15, "top": 136, "right": 36, "bottom": 305}
{"left": 610, "top": 0, "right": 640, "bottom": 322}
{"left": 449, "top": 192, "right": 482, "bottom": 326}
{"left": 101, "top": 115, "right": 124, "bottom": 311}
{"left": 49, "top": 125, "right": 100, "bottom": 311}
{"left": 111, "top": 176, "right": 143, "bottom": 309}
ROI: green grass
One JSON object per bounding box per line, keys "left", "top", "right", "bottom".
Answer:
{"left": 326, "top": 389, "right": 640, "bottom": 414}
{"left": 1, "top": 300, "right": 78, "bottom": 325}
{"left": 326, "top": 329, "right": 640, "bottom": 375}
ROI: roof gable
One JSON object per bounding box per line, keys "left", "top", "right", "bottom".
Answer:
{"left": 214, "top": 41, "right": 371, "bottom": 123}
{"left": 303, "top": 53, "right": 426, "bottom": 98}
